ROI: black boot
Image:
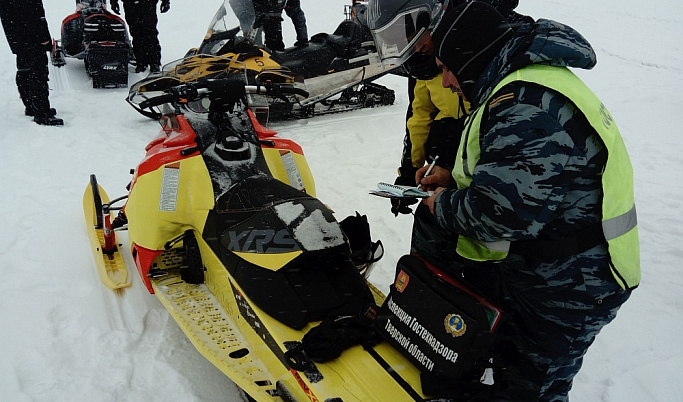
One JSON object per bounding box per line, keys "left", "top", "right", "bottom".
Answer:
{"left": 149, "top": 64, "right": 160, "bottom": 73}
{"left": 34, "top": 112, "right": 64, "bottom": 126}
{"left": 135, "top": 64, "right": 147, "bottom": 73}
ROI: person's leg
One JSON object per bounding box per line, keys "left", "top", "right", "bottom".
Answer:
{"left": 15, "top": 53, "right": 35, "bottom": 112}
{"left": 17, "top": 48, "right": 63, "bottom": 125}
{"left": 262, "top": 18, "right": 284, "bottom": 50}
{"left": 139, "top": 0, "right": 161, "bottom": 69}
{"left": 253, "top": 0, "right": 284, "bottom": 51}
{"left": 284, "top": 0, "right": 307, "bottom": 45}
{"left": 16, "top": 49, "right": 50, "bottom": 114}
{"left": 123, "top": 1, "right": 156, "bottom": 71}
{"left": 491, "top": 256, "right": 631, "bottom": 401}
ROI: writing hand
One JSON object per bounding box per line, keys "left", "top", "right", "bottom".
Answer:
{"left": 416, "top": 165, "right": 450, "bottom": 191}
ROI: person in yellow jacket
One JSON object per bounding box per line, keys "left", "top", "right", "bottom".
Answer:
{"left": 391, "top": 51, "right": 469, "bottom": 216}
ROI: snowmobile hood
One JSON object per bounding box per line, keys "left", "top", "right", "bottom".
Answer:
{"left": 469, "top": 18, "right": 597, "bottom": 107}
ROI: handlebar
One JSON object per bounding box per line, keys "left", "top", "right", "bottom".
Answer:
{"left": 137, "top": 79, "right": 310, "bottom": 110}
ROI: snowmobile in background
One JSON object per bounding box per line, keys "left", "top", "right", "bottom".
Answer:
{"left": 51, "top": 0, "right": 131, "bottom": 88}
{"left": 127, "top": 0, "right": 395, "bottom": 122}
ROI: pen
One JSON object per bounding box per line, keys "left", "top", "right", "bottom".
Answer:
{"left": 417, "top": 155, "right": 439, "bottom": 190}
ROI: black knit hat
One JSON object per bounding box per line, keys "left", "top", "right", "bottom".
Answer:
{"left": 431, "top": 1, "right": 514, "bottom": 100}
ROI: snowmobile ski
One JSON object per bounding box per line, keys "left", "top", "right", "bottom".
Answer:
{"left": 83, "top": 175, "right": 130, "bottom": 290}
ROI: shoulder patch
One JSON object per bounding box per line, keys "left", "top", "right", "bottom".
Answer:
{"left": 488, "top": 92, "right": 515, "bottom": 109}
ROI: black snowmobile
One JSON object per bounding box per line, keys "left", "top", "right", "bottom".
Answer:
{"left": 127, "top": 0, "right": 396, "bottom": 121}
{"left": 51, "top": 0, "right": 131, "bottom": 88}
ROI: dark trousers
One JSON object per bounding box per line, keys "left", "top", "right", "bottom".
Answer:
{"left": 284, "top": 0, "right": 307, "bottom": 43}
{"left": 123, "top": 0, "right": 161, "bottom": 67}
{"left": 253, "top": 0, "right": 307, "bottom": 50}
{"left": 16, "top": 47, "right": 51, "bottom": 115}
{"left": 410, "top": 204, "right": 631, "bottom": 401}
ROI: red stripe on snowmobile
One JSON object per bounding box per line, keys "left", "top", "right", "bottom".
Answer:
{"left": 131, "top": 243, "right": 163, "bottom": 293}
{"left": 247, "top": 109, "right": 278, "bottom": 138}
{"left": 247, "top": 109, "right": 304, "bottom": 155}
{"left": 62, "top": 12, "right": 82, "bottom": 27}
{"left": 137, "top": 115, "right": 200, "bottom": 178}
{"left": 260, "top": 137, "right": 304, "bottom": 155}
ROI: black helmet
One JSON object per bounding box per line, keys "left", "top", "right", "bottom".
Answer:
{"left": 367, "top": 0, "right": 450, "bottom": 67}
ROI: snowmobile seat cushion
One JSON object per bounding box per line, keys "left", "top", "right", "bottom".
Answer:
{"left": 274, "top": 43, "right": 337, "bottom": 78}
{"left": 333, "top": 20, "right": 363, "bottom": 47}
{"left": 310, "top": 33, "right": 351, "bottom": 57}
{"left": 231, "top": 246, "right": 376, "bottom": 330}
{"left": 83, "top": 14, "right": 129, "bottom": 43}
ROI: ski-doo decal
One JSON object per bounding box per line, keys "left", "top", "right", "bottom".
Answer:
{"left": 159, "top": 163, "right": 180, "bottom": 212}
{"left": 279, "top": 151, "right": 306, "bottom": 191}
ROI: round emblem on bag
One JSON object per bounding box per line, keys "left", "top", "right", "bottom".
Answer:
{"left": 444, "top": 314, "right": 467, "bottom": 337}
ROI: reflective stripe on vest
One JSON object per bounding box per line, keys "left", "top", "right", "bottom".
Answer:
{"left": 452, "top": 64, "right": 640, "bottom": 290}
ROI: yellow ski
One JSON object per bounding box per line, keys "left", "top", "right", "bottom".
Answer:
{"left": 83, "top": 175, "right": 130, "bottom": 290}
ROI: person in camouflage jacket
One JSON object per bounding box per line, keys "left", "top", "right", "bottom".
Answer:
{"left": 411, "top": 2, "right": 638, "bottom": 400}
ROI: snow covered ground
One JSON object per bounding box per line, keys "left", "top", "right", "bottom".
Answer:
{"left": 0, "top": 0, "right": 681, "bottom": 400}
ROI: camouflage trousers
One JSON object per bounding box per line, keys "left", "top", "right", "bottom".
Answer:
{"left": 410, "top": 204, "right": 631, "bottom": 401}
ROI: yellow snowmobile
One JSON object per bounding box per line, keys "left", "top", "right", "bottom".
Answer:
{"left": 84, "top": 74, "right": 438, "bottom": 400}
{"left": 87, "top": 63, "right": 503, "bottom": 399}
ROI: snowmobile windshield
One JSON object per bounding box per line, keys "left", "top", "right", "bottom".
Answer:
{"left": 206, "top": 1, "right": 258, "bottom": 41}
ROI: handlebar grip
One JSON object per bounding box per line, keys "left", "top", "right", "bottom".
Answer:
{"left": 139, "top": 93, "right": 175, "bottom": 109}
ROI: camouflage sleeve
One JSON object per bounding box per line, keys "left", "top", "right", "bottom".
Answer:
{"left": 433, "top": 87, "right": 580, "bottom": 242}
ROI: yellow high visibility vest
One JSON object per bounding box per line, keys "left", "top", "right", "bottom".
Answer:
{"left": 452, "top": 64, "right": 640, "bottom": 290}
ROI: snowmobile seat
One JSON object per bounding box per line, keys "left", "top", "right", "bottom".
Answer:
{"left": 272, "top": 42, "right": 338, "bottom": 79}
{"left": 310, "top": 20, "right": 364, "bottom": 59}
{"left": 82, "top": 14, "right": 128, "bottom": 44}
{"left": 309, "top": 32, "right": 351, "bottom": 57}
{"left": 332, "top": 20, "right": 365, "bottom": 49}
{"left": 271, "top": 20, "right": 366, "bottom": 78}
{"left": 203, "top": 175, "right": 375, "bottom": 330}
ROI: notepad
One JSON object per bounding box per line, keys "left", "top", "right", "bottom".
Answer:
{"left": 369, "top": 182, "right": 431, "bottom": 199}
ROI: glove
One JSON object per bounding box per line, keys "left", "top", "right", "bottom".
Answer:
{"left": 390, "top": 166, "right": 419, "bottom": 216}
{"left": 110, "top": 0, "right": 120, "bottom": 14}
{"left": 160, "top": 0, "right": 170, "bottom": 13}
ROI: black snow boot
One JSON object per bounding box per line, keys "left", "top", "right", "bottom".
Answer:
{"left": 34, "top": 113, "right": 64, "bottom": 126}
